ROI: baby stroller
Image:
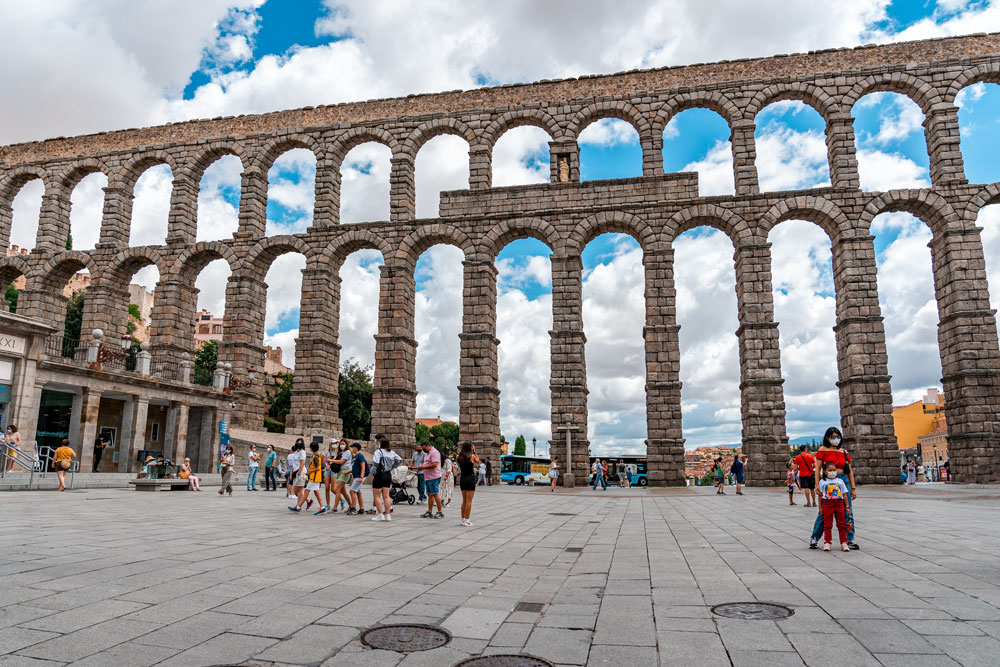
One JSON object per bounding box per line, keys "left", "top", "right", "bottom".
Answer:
{"left": 388, "top": 465, "right": 416, "bottom": 505}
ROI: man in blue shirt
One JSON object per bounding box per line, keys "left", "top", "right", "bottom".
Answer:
{"left": 730, "top": 454, "right": 746, "bottom": 496}
{"left": 264, "top": 445, "right": 277, "bottom": 491}
{"left": 347, "top": 442, "right": 367, "bottom": 515}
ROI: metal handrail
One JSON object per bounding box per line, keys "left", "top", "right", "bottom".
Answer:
{"left": 1, "top": 444, "right": 76, "bottom": 490}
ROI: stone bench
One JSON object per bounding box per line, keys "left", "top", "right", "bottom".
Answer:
{"left": 128, "top": 479, "right": 190, "bottom": 492}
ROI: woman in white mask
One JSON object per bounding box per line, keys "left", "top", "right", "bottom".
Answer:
{"left": 808, "top": 427, "right": 859, "bottom": 551}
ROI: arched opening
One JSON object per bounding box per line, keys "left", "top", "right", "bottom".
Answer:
{"left": 8, "top": 179, "right": 43, "bottom": 251}
{"left": 197, "top": 155, "right": 242, "bottom": 242}
{"left": 340, "top": 142, "right": 391, "bottom": 224}
{"left": 495, "top": 238, "right": 552, "bottom": 456}
{"left": 263, "top": 252, "right": 306, "bottom": 379}
{"left": 0, "top": 265, "right": 25, "bottom": 314}
{"left": 871, "top": 211, "right": 942, "bottom": 411}
{"left": 492, "top": 126, "right": 551, "bottom": 187}
{"left": 69, "top": 172, "right": 107, "bottom": 251}
{"left": 578, "top": 119, "right": 641, "bottom": 181}
{"left": 414, "top": 244, "right": 464, "bottom": 427}
{"left": 768, "top": 220, "right": 839, "bottom": 440}
{"left": 978, "top": 204, "right": 1000, "bottom": 316}
{"left": 957, "top": 82, "right": 1000, "bottom": 185}
{"left": 674, "top": 228, "right": 741, "bottom": 450}
{"left": 192, "top": 258, "right": 232, "bottom": 385}
{"left": 129, "top": 165, "right": 172, "bottom": 247}
{"left": 853, "top": 92, "right": 930, "bottom": 192}
{"left": 663, "top": 108, "right": 734, "bottom": 196}
{"left": 754, "top": 101, "right": 831, "bottom": 192}
{"left": 337, "top": 249, "right": 384, "bottom": 439}
{"left": 582, "top": 233, "right": 645, "bottom": 457}
{"left": 126, "top": 264, "right": 160, "bottom": 348}
{"left": 265, "top": 149, "right": 316, "bottom": 236}
{"left": 415, "top": 135, "right": 470, "bottom": 218}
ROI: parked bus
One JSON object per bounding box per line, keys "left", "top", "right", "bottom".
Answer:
{"left": 589, "top": 456, "right": 648, "bottom": 486}
{"left": 500, "top": 455, "right": 551, "bottom": 485}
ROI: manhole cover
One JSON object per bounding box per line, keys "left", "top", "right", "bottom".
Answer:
{"left": 711, "top": 602, "right": 793, "bottom": 620}
{"left": 548, "top": 512, "right": 574, "bottom": 516}
{"left": 454, "top": 655, "right": 554, "bottom": 667}
{"left": 360, "top": 624, "right": 451, "bottom": 652}
{"left": 514, "top": 601, "right": 547, "bottom": 613}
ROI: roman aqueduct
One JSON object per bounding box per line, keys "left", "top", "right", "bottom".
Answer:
{"left": 2, "top": 33, "right": 1000, "bottom": 485}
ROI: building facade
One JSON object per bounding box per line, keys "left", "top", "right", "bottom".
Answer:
{"left": 2, "top": 34, "right": 1000, "bottom": 484}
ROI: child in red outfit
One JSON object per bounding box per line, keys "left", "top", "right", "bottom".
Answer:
{"left": 818, "top": 462, "right": 850, "bottom": 552}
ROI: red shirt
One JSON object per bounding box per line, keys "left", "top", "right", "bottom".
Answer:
{"left": 815, "top": 449, "right": 851, "bottom": 471}
{"left": 794, "top": 452, "right": 815, "bottom": 478}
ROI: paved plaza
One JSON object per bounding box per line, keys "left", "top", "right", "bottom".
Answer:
{"left": 2, "top": 483, "right": 999, "bottom": 666}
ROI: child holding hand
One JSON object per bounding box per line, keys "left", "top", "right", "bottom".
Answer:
{"left": 819, "top": 462, "right": 850, "bottom": 552}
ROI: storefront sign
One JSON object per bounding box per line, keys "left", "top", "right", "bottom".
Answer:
{"left": 0, "top": 335, "right": 26, "bottom": 356}
{"left": 219, "top": 420, "right": 228, "bottom": 434}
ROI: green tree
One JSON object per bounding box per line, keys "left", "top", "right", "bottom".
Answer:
{"left": 415, "top": 422, "right": 432, "bottom": 444}
{"left": 429, "top": 421, "right": 459, "bottom": 460}
{"left": 193, "top": 340, "right": 218, "bottom": 386}
{"left": 339, "top": 358, "right": 373, "bottom": 439}
{"left": 266, "top": 372, "right": 293, "bottom": 428}
{"left": 63, "top": 290, "right": 85, "bottom": 340}
{"left": 513, "top": 434, "right": 526, "bottom": 456}
{"left": 4, "top": 285, "right": 17, "bottom": 313}
{"left": 66, "top": 233, "right": 72, "bottom": 251}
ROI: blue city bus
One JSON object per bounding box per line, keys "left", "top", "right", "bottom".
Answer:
{"left": 500, "top": 455, "right": 551, "bottom": 485}
{"left": 589, "top": 456, "right": 648, "bottom": 486}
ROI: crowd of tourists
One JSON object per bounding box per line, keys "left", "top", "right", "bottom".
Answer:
{"left": 225, "top": 435, "right": 485, "bottom": 526}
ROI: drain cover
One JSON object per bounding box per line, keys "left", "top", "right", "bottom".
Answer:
{"left": 565, "top": 547, "right": 583, "bottom": 553}
{"left": 454, "top": 655, "right": 554, "bottom": 667}
{"left": 548, "top": 512, "right": 574, "bottom": 516}
{"left": 360, "top": 624, "right": 450, "bottom": 652}
{"left": 514, "top": 601, "right": 547, "bottom": 613}
{"left": 711, "top": 602, "right": 793, "bottom": 620}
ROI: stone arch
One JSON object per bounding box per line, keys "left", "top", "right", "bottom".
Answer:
{"left": 965, "top": 182, "right": 1000, "bottom": 222}
{"left": 944, "top": 62, "right": 1000, "bottom": 104}
{"left": 328, "top": 127, "right": 399, "bottom": 170}
{"left": 35, "top": 250, "right": 97, "bottom": 290}
{"left": 0, "top": 167, "right": 49, "bottom": 248}
{"left": 395, "top": 223, "right": 474, "bottom": 268}
{"left": 241, "top": 234, "right": 316, "bottom": 277}
{"left": 481, "top": 217, "right": 564, "bottom": 259}
{"left": 663, "top": 203, "right": 753, "bottom": 246}
{"left": 745, "top": 82, "right": 842, "bottom": 121}
{"left": 188, "top": 143, "right": 248, "bottom": 184}
{"left": 121, "top": 150, "right": 178, "bottom": 192}
{"left": 859, "top": 190, "right": 959, "bottom": 237}
{"left": 99, "top": 246, "right": 169, "bottom": 288}
{"left": 403, "top": 118, "right": 478, "bottom": 159}
{"left": 58, "top": 158, "right": 109, "bottom": 192}
{"left": 757, "top": 196, "right": 852, "bottom": 242}
{"left": 843, "top": 72, "right": 942, "bottom": 116}
{"left": 0, "top": 255, "right": 30, "bottom": 292}
{"left": 568, "top": 210, "right": 655, "bottom": 255}
{"left": 481, "top": 110, "right": 563, "bottom": 152}
{"left": 654, "top": 91, "right": 741, "bottom": 135}
{"left": 252, "top": 134, "right": 322, "bottom": 174}
{"left": 170, "top": 241, "right": 242, "bottom": 279}
{"left": 566, "top": 100, "right": 651, "bottom": 142}
{"left": 321, "top": 229, "right": 393, "bottom": 270}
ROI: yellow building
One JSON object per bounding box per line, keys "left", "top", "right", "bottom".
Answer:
{"left": 892, "top": 388, "right": 944, "bottom": 451}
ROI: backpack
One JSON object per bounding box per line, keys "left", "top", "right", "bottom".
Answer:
{"left": 375, "top": 450, "right": 400, "bottom": 474}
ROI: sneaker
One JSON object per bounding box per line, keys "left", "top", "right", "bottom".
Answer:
{"left": 314, "top": 507, "right": 327, "bottom": 515}
{"left": 385, "top": 514, "right": 392, "bottom": 522}
{"left": 444, "top": 500, "right": 451, "bottom": 508}
{"left": 808, "top": 539, "right": 819, "bottom": 550}
{"left": 847, "top": 541, "right": 860, "bottom": 550}
{"left": 288, "top": 506, "right": 301, "bottom": 512}
{"left": 460, "top": 519, "right": 469, "bottom": 526}
{"left": 841, "top": 543, "right": 850, "bottom": 552}
{"left": 434, "top": 512, "right": 444, "bottom": 519}
{"left": 358, "top": 510, "right": 367, "bottom": 517}
{"left": 287, "top": 494, "right": 295, "bottom": 499}
{"left": 372, "top": 514, "right": 385, "bottom": 521}
{"left": 465, "top": 520, "right": 473, "bottom": 526}
{"left": 346, "top": 509, "right": 357, "bottom": 516}
{"left": 823, "top": 542, "right": 831, "bottom": 551}
{"left": 420, "top": 511, "right": 433, "bottom": 518}
{"left": 305, "top": 500, "right": 314, "bottom": 510}
{"left": 331, "top": 508, "right": 339, "bottom": 513}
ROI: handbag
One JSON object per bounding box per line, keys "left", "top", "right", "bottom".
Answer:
{"left": 179, "top": 471, "right": 190, "bottom": 479}
{"left": 54, "top": 459, "right": 71, "bottom": 471}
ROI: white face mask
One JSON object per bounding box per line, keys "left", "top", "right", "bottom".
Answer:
{"left": 826, "top": 470, "right": 838, "bottom": 479}
{"left": 829, "top": 437, "right": 841, "bottom": 447}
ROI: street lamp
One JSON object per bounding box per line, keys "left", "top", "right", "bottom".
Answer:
{"left": 532, "top": 437, "right": 536, "bottom": 457}
{"left": 119, "top": 334, "right": 131, "bottom": 350}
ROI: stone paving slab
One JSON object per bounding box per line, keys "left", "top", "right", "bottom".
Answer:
{"left": 1, "top": 483, "right": 999, "bottom": 665}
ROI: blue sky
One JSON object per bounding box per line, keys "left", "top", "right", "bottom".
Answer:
{"left": 6, "top": 1, "right": 1000, "bottom": 454}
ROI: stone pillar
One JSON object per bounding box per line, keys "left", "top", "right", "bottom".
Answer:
{"left": 236, "top": 168, "right": 267, "bottom": 238}
{"left": 642, "top": 128, "right": 663, "bottom": 178}
{"left": 77, "top": 389, "right": 102, "bottom": 471}
{"left": 35, "top": 182, "right": 71, "bottom": 252}
{"left": 389, "top": 155, "right": 415, "bottom": 221}
{"left": 929, "top": 226, "right": 1000, "bottom": 483}
{"left": 459, "top": 260, "right": 501, "bottom": 477}
{"left": 150, "top": 278, "right": 200, "bottom": 367}
{"left": 119, "top": 396, "right": 149, "bottom": 473}
{"left": 733, "top": 242, "right": 787, "bottom": 486}
{"left": 167, "top": 172, "right": 198, "bottom": 245}
{"left": 826, "top": 114, "right": 861, "bottom": 189}
{"left": 287, "top": 267, "right": 342, "bottom": 436}
{"left": 98, "top": 183, "right": 133, "bottom": 246}
{"left": 548, "top": 253, "right": 588, "bottom": 486}
{"left": 173, "top": 402, "right": 190, "bottom": 462}
{"left": 80, "top": 283, "right": 130, "bottom": 343}
{"left": 312, "top": 152, "right": 339, "bottom": 227}
{"left": 219, "top": 274, "right": 267, "bottom": 428}
{"left": 831, "top": 234, "right": 897, "bottom": 483}
{"left": 469, "top": 144, "right": 492, "bottom": 189}
{"left": 164, "top": 402, "right": 178, "bottom": 459}
{"left": 643, "top": 248, "right": 685, "bottom": 486}
{"left": 730, "top": 120, "right": 760, "bottom": 196}
{"left": 549, "top": 140, "right": 580, "bottom": 183}
{"left": 19, "top": 289, "right": 69, "bottom": 332}
{"left": 925, "top": 104, "right": 967, "bottom": 187}
{"left": 372, "top": 263, "right": 417, "bottom": 458}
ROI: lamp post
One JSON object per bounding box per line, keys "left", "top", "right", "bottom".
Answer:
{"left": 119, "top": 334, "right": 131, "bottom": 350}
{"left": 933, "top": 445, "right": 939, "bottom": 482}
{"left": 532, "top": 437, "right": 536, "bottom": 457}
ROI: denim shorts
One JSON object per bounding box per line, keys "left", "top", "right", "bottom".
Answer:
{"left": 424, "top": 478, "right": 441, "bottom": 496}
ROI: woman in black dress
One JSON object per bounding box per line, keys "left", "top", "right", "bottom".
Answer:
{"left": 457, "top": 441, "right": 480, "bottom": 527}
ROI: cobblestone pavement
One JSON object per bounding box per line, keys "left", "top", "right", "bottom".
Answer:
{"left": 2, "top": 483, "right": 999, "bottom": 666}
